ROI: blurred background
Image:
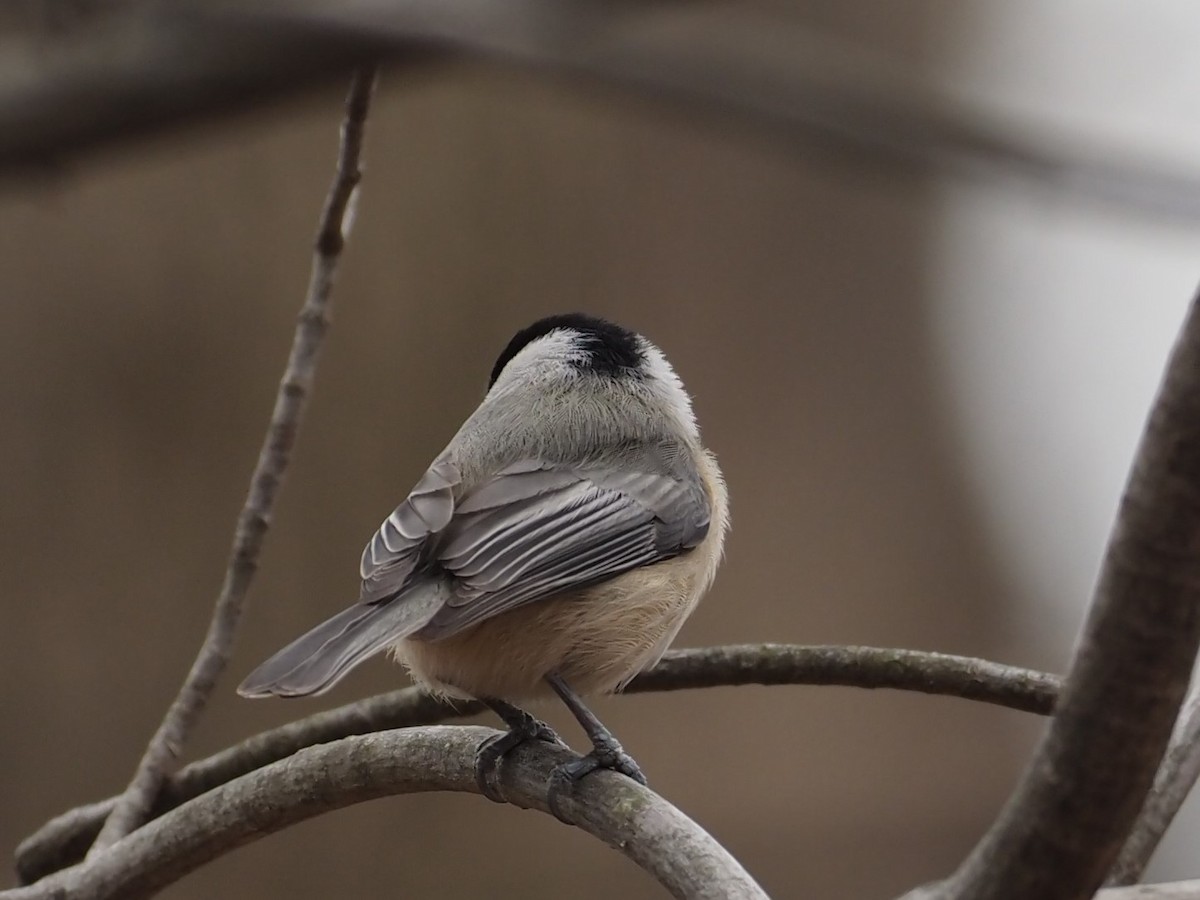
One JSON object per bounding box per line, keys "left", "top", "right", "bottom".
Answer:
{"left": 3, "top": 1, "right": 1200, "bottom": 897}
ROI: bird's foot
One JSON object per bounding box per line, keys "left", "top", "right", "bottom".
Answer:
{"left": 547, "top": 733, "right": 647, "bottom": 823}
{"left": 475, "top": 711, "right": 564, "bottom": 804}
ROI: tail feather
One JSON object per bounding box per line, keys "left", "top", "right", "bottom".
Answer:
{"left": 238, "top": 587, "right": 445, "bottom": 698}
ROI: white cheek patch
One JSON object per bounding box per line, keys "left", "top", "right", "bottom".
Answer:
{"left": 639, "top": 342, "right": 698, "bottom": 434}
{"left": 639, "top": 343, "right": 681, "bottom": 386}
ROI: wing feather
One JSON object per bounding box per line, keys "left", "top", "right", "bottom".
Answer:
{"left": 416, "top": 447, "right": 710, "bottom": 640}
{"left": 359, "top": 457, "right": 460, "bottom": 603}
{"left": 240, "top": 442, "right": 711, "bottom": 697}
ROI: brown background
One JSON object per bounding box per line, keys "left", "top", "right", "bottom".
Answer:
{"left": 1, "top": 4, "right": 1048, "bottom": 898}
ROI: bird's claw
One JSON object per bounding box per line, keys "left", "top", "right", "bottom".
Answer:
{"left": 474, "top": 717, "right": 564, "bottom": 803}
{"left": 546, "top": 735, "right": 647, "bottom": 823}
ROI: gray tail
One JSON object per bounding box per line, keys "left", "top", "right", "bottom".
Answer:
{"left": 237, "top": 588, "right": 444, "bottom": 699}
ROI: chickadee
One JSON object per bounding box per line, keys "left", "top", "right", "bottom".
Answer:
{"left": 239, "top": 313, "right": 728, "bottom": 811}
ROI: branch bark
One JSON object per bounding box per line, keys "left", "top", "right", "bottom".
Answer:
{"left": 16, "top": 643, "right": 1060, "bottom": 885}
{"left": 918, "top": 294, "right": 1200, "bottom": 899}
{"left": 85, "top": 66, "right": 379, "bottom": 855}
{"left": 1108, "top": 685, "right": 1200, "bottom": 883}
{"left": 3, "top": 727, "right": 767, "bottom": 900}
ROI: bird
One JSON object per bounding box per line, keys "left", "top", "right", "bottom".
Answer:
{"left": 238, "top": 313, "right": 728, "bottom": 814}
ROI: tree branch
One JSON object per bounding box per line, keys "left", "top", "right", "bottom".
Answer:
{"left": 917, "top": 293, "right": 1200, "bottom": 899}
{"left": 16, "top": 643, "right": 1060, "bottom": 884}
{"left": 2, "top": 727, "right": 768, "bottom": 900}
{"left": 634, "top": 644, "right": 1058, "bottom": 713}
{"left": 1108, "top": 685, "right": 1200, "bottom": 884}
{"left": 4, "top": 1, "right": 1200, "bottom": 223}
{"left": 85, "top": 66, "right": 379, "bottom": 855}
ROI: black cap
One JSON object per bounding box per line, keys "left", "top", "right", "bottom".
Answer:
{"left": 489, "top": 313, "right": 645, "bottom": 388}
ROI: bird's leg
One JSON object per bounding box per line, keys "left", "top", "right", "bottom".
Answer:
{"left": 544, "top": 673, "right": 647, "bottom": 822}
{"left": 474, "top": 698, "right": 564, "bottom": 803}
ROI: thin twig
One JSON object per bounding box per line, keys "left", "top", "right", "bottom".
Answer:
{"left": 635, "top": 644, "right": 1059, "bottom": 713}
{"left": 1108, "top": 685, "right": 1200, "bottom": 884}
{"left": 918, "top": 292, "right": 1200, "bottom": 899}
{"left": 16, "top": 643, "right": 1060, "bottom": 884}
{"left": 2, "top": 727, "right": 768, "bottom": 900}
{"left": 85, "top": 66, "right": 379, "bottom": 856}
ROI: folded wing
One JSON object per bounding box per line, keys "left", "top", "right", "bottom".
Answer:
{"left": 358, "top": 456, "right": 460, "bottom": 603}
{"left": 239, "top": 443, "right": 710, "bottom": 697}
{"left": 418, "top": 448, "right": 711, "bottom": 639}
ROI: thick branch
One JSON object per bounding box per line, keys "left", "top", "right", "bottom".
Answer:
{"left": 3, "top": 1, "right": 1200, "bottom": 222}
{"left": 86, "top": 67, "right": 379, "bottom": 854}
{"left": 16, "top": 643, "right": 1060, "bottom": 884}
{"left": 2, "top": 727, "right": 767, "bottom": 900}
{"left": 1108, "top": 685, "right": 1200, "bottom": 883}
{"left": 923, "top": 295, "right": 1200, "bottom": 899}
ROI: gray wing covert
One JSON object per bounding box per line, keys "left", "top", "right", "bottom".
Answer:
{"left": 359, "top": 456, "right": 460, "bottom": 603}
{"left": 417, "top": 445, "right": 711, "bottom": 640}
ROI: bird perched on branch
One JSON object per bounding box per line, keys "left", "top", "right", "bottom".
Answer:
{"left": 239, "top": 313, "right": 728, "bottom": 814}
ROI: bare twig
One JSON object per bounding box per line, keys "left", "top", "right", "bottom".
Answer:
{"left": 1108, "top": 686, "right": 1200, "bottom": 884}
{"left": 4, "top": 1, "right": 1200, "bottom": 222}
{"left": 85, "top": 67, "right": 379, "bottom": 855}
{"left": 16, "top": 643, "right": 1060, "bottom": 884}
{"left": 2, "top": 727, "right": 768, "bottom": 900}
{"left": 635, "top": 644, "right": 1059, "bottom": 713}
{"left": 918, "top": 293, "right": 1200, "bottom": 899}
{"left": 0, "top": 4, "right": 374, "bottom": 174}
